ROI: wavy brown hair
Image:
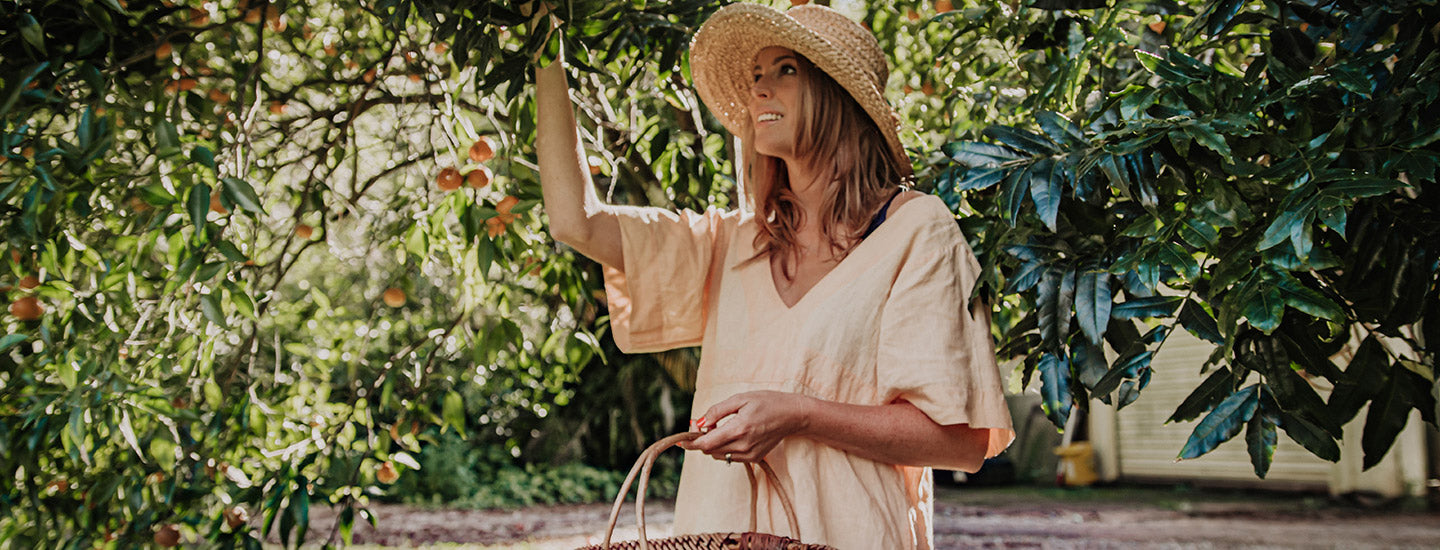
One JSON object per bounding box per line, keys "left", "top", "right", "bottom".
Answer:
{"left": 745, "top": 54, "right": 904, "bottom": 280}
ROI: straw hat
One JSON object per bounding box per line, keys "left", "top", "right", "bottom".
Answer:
{"left": 689, "top": 2, "right": 913, "bottom": 178}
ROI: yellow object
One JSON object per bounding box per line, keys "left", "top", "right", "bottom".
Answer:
{"left": 1054, "top": 442, "right": 1099, "bottom": 487}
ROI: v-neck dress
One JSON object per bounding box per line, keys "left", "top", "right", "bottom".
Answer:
{"left": 602, "top": 194, "right": 1015, "bottom": 549}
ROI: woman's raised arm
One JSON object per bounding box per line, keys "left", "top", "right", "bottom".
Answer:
{"left": 534, "top": 57, "right": 625, "bottom": 269}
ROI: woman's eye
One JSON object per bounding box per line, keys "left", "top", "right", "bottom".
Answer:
{"left": 781, "top": 65, "right": 796, "bottom": 75}
{"left": 752, "top": 74, "right": 761, "bottom": 82}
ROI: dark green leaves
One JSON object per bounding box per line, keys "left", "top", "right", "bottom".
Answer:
{"left": 1038, "top": 352, "right": 1073, "bottom": 429}
{"left": 1362, "top": 374, "right": 1411, "bottom": 470}
{"left": 220, "top": 177, "right": 266, "bottom": 215}
{"left": 1179, "top": 384, "right": 1259, "bottom": 460}
{"left": 1037, "top": 266, "right": 1076, "bottom": 351}
{"left": 1110, "top": 296, "right": 1181, "bottom": 319}
{"left": 1074, "top": 269, "right": 1112, "bottom": 344}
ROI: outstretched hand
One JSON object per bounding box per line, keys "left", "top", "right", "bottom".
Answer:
{"left": 680, "top": 390, "right": 814, "bottom": 463}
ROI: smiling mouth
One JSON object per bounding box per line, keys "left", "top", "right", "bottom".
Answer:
{"left": 756, "top": 112, "right": 784, "bottom": 123}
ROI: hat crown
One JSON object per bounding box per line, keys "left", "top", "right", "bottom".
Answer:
{"left": 787, "top": 6, "right": 888, "bottom": 93}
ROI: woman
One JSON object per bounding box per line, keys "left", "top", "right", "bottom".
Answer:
{"left": 536, "top": 3, "right": 1013, "bottom": 548}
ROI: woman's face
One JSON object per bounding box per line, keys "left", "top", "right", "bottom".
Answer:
{"left": 749, "top": 46, "right": 805, "bottom": 161}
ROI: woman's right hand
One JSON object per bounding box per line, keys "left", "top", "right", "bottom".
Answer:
{"left": 533, "top": 11, "right": 625, "bottom": 269}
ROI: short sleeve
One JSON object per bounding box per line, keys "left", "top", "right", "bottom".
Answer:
{"left": 602, "top": 207, "right": 733, "bottom": 354}
{"left": 876, "top": 218, "right": 1015, "bottom": 459}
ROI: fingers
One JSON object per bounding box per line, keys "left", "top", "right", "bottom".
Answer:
{"left": 698, "top": 395, "right": 749, "bottom": 432}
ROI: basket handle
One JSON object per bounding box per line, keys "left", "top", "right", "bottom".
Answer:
{"left": 599, "top": 432, "right": 802, "bottom": 550}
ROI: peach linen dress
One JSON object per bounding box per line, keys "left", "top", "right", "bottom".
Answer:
{"left": 602, "top": 194, "right": 1015, "bottom": 549}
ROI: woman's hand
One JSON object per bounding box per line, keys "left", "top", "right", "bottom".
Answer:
{"left": 681, "top": 391, "right": 815, "bottom": 463}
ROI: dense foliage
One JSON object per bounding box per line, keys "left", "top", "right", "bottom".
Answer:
{"left": 1, "top": 0, "right": 1435, "bottom": 548}
{"left": 921, "top": 0, "right": 1438, "bottom": 476}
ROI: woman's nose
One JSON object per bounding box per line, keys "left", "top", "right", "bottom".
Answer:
{"left": 751, "top": 78, "right": 771, "bottom": 99}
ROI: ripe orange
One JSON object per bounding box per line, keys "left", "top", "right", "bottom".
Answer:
{"left": 382, "top": 288, "right": 405, "bottom": 308}
{"left": 324, "top": 44, "right": 338, "bottom": 57}
{"left": 18, "top": 276, "right": 40, "bottom": 290}
{"left": 433, "top": 43, "right": 448, "bottom": 54}
{"left": 244, "top": 7, "right": 262, "bottom": 24}
{"left": 190, "top": 7, "right": 210, "bottom": 26}
{"left": 436, "top": 167, "right": 463, "bottom": 191}
{"left": 269, "top": 101, "right": 287, "bottom": 115}
{"left": 10, "top": 296, "right": 42, "bottom": 321}
{"left": 485, "top": 217, "right": 507, "bottom": 238}
{"left": 224, "top": 505, "right": 249, "bottom": 529}
{"left": 408, "top": 73, "right": 422, "bottom": 83}
{"left": 155, "top": 42, "right": 173, "bottom": 60}
{"left": 295, "top": 224, "right": 313, "bottom": 239}
{"left": 466, "top": 166, "right": 492, "bottom": 189}
{"left": 1148, "top": 21, "right": 1167, "bottom": 34}
{"left": 20, "top": 147, "right": 34, "bottom": 159}
{"left": 178, "top": 78, "right": 199, "bottom": 91}
{"left": 936, "top": 0, "right": 954, "bottom": 12}
{"left": 154, "top": 524, "right": 180, "bottom": 547}
{"left": 496, "top": 195, "right": 520, "bottom": 219}
{"left": 265, "top": 6, "right": 284, "bottom": 31}
{"left": 377, "top": 461, "right": 399, "bottom": 483}
{"left": 921, "top": 82, "right": 935, "bottom": 96}
{"left": 468, "top": 137, "right": 497, "bottom": 163}
{"left": 907, "top": 9, "right": 920, "bottom": 21}
{"left": 362, "top": 68, "right": 377, "bottom": 83}
{"left": 210, "top": 194, "right": 228, "bottom": 214}
{"left": 209, "top": 89, "right": 230, "bottom": 104}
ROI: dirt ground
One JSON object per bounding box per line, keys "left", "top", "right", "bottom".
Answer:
{"left": 294, "top": 484, "right": 1440, "bottom": 549}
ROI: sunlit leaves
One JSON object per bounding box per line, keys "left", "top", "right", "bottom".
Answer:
{"left": 1179, "top": 384, "right": 1259, "bottom": 460}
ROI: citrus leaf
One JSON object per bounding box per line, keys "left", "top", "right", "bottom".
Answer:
{"left": 1178, "top": 299, "right": 1223, "bottom": 344}
{"left": 1030, "top": 159, "right": 1062, "bottom": 231}
{"left": 1110, "top": 295, "right": 1181, "bottom": 319}
{"left": 188, "top": 183, "right": 211, "bottom": 229}
{"left": 1036, "top": 111, "right": 1087, "bottom": 147}
{"left": 943, "top": 141, "right": 1021, "bottom": 167}
{"left": 1246, "top": 394, "right": 1279, "bottom": 478}
{"left": 1037, "top": 265, "right": 1076, "bottom": 351}
{"left": 442, "top": 390, "right": 466, "bottom": 438}
{"left": 1075, "top": 269, "right": 1112, "bottom": 345}
{"left": 1169, "top": 366, "right": 1237, "bottom": 423}
{"left": 984, "top": 125, "right": 1058, "bottom": 155}
{"left": 0, "top": 334, "right": 26, "bottom": 353}
{"left": 220, "top": 177, "right": 266, "bottom": 215}
{"left": 201, "top": 293, "right": 227, "bottom": 328}
{"left": 1038, "top": 352, "right": 1073, "bottom": 429}
{"left": 1179, "top": 384, "right": 1259, "bottom": 460}
{"left": 1362, "top": 373, "right": 1411, "bottom": 470}
{"left": 1277, "top": 410, "right": 1340, "bottom": 462}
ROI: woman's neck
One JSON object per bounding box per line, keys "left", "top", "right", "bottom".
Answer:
{"left": 784, "top": 159, "right": 829, "bottom": 235}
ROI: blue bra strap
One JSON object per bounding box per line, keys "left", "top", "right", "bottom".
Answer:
{"left": 860, "top": 190, "right": 902, "bottom": 240}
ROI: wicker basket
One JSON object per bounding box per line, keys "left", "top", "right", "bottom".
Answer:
{"left": 578, "top": 432, "right": 835, "bottom": 550}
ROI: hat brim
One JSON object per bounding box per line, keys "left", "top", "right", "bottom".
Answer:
{"left": 689, "top": 4, "right": 912, "bottom": 178}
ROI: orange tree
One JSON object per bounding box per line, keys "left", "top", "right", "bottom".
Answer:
{"left": 0, "top": 0, "right": 720, "bottom": 547}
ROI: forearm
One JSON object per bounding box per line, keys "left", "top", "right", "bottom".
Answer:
{"left": 534, "top": 61, "right": 623, "bottom": 267}
{"left": 797, "top": 396, "right": 990, "bottom": 472}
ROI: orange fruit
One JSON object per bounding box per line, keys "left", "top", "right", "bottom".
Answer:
{"left": 436, "top": 167, "right": 463, "bottom": 191}
{"left": 496, "top": 195, "right": 520, "bottom": 218}
{"left": 362, "top": 68, "right": 377, "bottom": 83}
{"left": 377, "top": 461, "right": 399, "bottom": 484}
{"left": 485, "top": 217, "right": 507, "bottom": 238}
{"left": 468, "top": 136, "right": 496, "bottom": 163}
{"left": 433, "top": 43, "right": 448, "bottom": 54}
{"left": 1148, "top": 21, "right": 1167, "bottom": 34}
{"left": 18, "top": 276, "right": 39, "bottom": 290}
{"left": 224, "top": 506, "right": 249, "bottom": 529}
{"left": 190, "top": 7, "right": 210, "bottom": 26}
{"left": 244, "top": 8, "right": 262, "bottom": 24}
{"left": 324, "top": 44, "right": 338, "bottom": 57}
{"left": 921, "top": 82, "right": 935, "bottom": 96}
{"left": 466, "top": 166, "right": 492, "bottom": 188}
{"left": 408, "top": 73, "right": 422, "bottom": 83}
{"left": 295, "top": 224, "right": 313, "bottom": 239}
{"left": 345, "top": 60, "right": 359, "bottom": 70}
{"left": 9, "top": 249, "right": 21, "bottom": 264}
{"left": 9, "top": 296, "right": 42, "bottom": 321}
{"left": 210, "top": 194, "right": 228, "bottom": 214}
{"left": 269, "top": 101, "right": 287, "bottom": 115}
{"left": 936, "top": 0, "right": 954, "bottom": 12}
{"left": 208, "top": 89, "right": 230, "bottom": 104}
{"left": 178, "top": 78, "right": 199, "bottom": 91}
{"left": 20, "top": 147, "right": 34, "bottom": 159}
{"left": 382, "top": 287, "right": 405, "bottom": 308}
{"left": 587, "top": 156, "right": 603, "bottom": 176}
{"left": 907, "top": 9, "right": 920, "bottom": 21}
{"left": 155, "top": 42, "right": 173, "bottom": 60}
{"left": 154, "top": 524, "right": 180, "bottom": 547}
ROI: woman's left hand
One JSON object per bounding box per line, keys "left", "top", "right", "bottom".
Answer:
{"left": 680, "top": 391, "right": 814, "bottom": 463}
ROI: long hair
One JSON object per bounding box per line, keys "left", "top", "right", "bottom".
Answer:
{"left": 746, "top": 55, "right": 904, "bottom": 280}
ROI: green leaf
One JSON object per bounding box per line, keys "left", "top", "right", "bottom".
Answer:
{"left": 957, "top": 166, "right": 1006, "bottom": 192}
{"left": 1073, "top": 340, "right": 1109, "bottom": 390}
{"left": 1156, "top": 242, "right": 1200, "bottom": 280}
{"left": 1037, "top": 266, "right": 1076, "bottom": 351}
{"left": 943, "top": 141, "right": 1021, "bottom": 167}
{"left": 1110, "top": 295, "right": 1181, "bottom": 319}
{"left": 1038, "top": 352, "right": 1072, "bottom": 429}
{"left": 19, "top": 14, "right": 46, "bottom": 54}
{"left": 1277, "top": 410, "right": 1340, "bottom": 462}
{"left": 291, "top": 476, "right": 311, "bottom": 547}
{"left": 191, "top": 146, "right": 216, "bottom": 170}
{"left": 442, "top": 390, "right": 466, "bottom": 438}
{"left": 1241, "top": 283, "right": 1284, "bottom": 334}
{"left": 1179, "top": 384, "right": 1259, "bottom": 460}
{"left": 1246, "top": 392, "right": 1279, "bottom": 478}
{"left": 1074, "top": 269, "right": 1112, "bottom": 345}
{"left": 1094, "top": 349, "right": 1153, "bottom": 396}
{"left": 201, "top": 293, "right": 227, "bottom": 327}
{"left": 1035, "top": 111, "right": 1087, "bottom": 147}
{"left": 1030, "top": 159, "right": 1063, "bottom": 231}
{"left": 220, "top": 177, "right": 266, "bottom": 214}
{"left": 1178, "top": 299, "right": 1223, "bottom": 344}
{"left": 1362, "top": 373, "right": 1411, "bottom": 470}
{"left": 0, "top": 334, "right": 26, "bottom": 353}
{"left": 1275, "top": 275, "right": 1342, "bottom": 321}
{"left": 984, "top": 125, "right": 1057, "bottom": 155}
{"left": 1002, "top": 164, "right": 1030, "bottom": 225}
{"left": 1320, "top": 176, "right": 1403, "bottom": 199}
{"left": 188, "top": 183, "right": 211, "bottom": 229}
{"left": 1258, "top": 201, "right": 1314, "bottom": 251}
{"left": 156, "top": 120, "right": 181, "bottom": 158}
{"left": 1179, "top": 218, "right": 1219, "bottom": 248}
{"left": 1183, "top": 122, "right": 1232, "bottom": 158}
{"left": 1168, "top": 366, "right": 1237, "bottom": 423}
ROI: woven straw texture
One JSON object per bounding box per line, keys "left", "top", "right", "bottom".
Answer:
{"left": 689, "top": 3, "right": 912, "bottom": 178}
{"left": 579, "top": 433, "right": 836, "bottom": 550}
{"left": 576, "top": 532, "right": 826, "bottom": 550}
